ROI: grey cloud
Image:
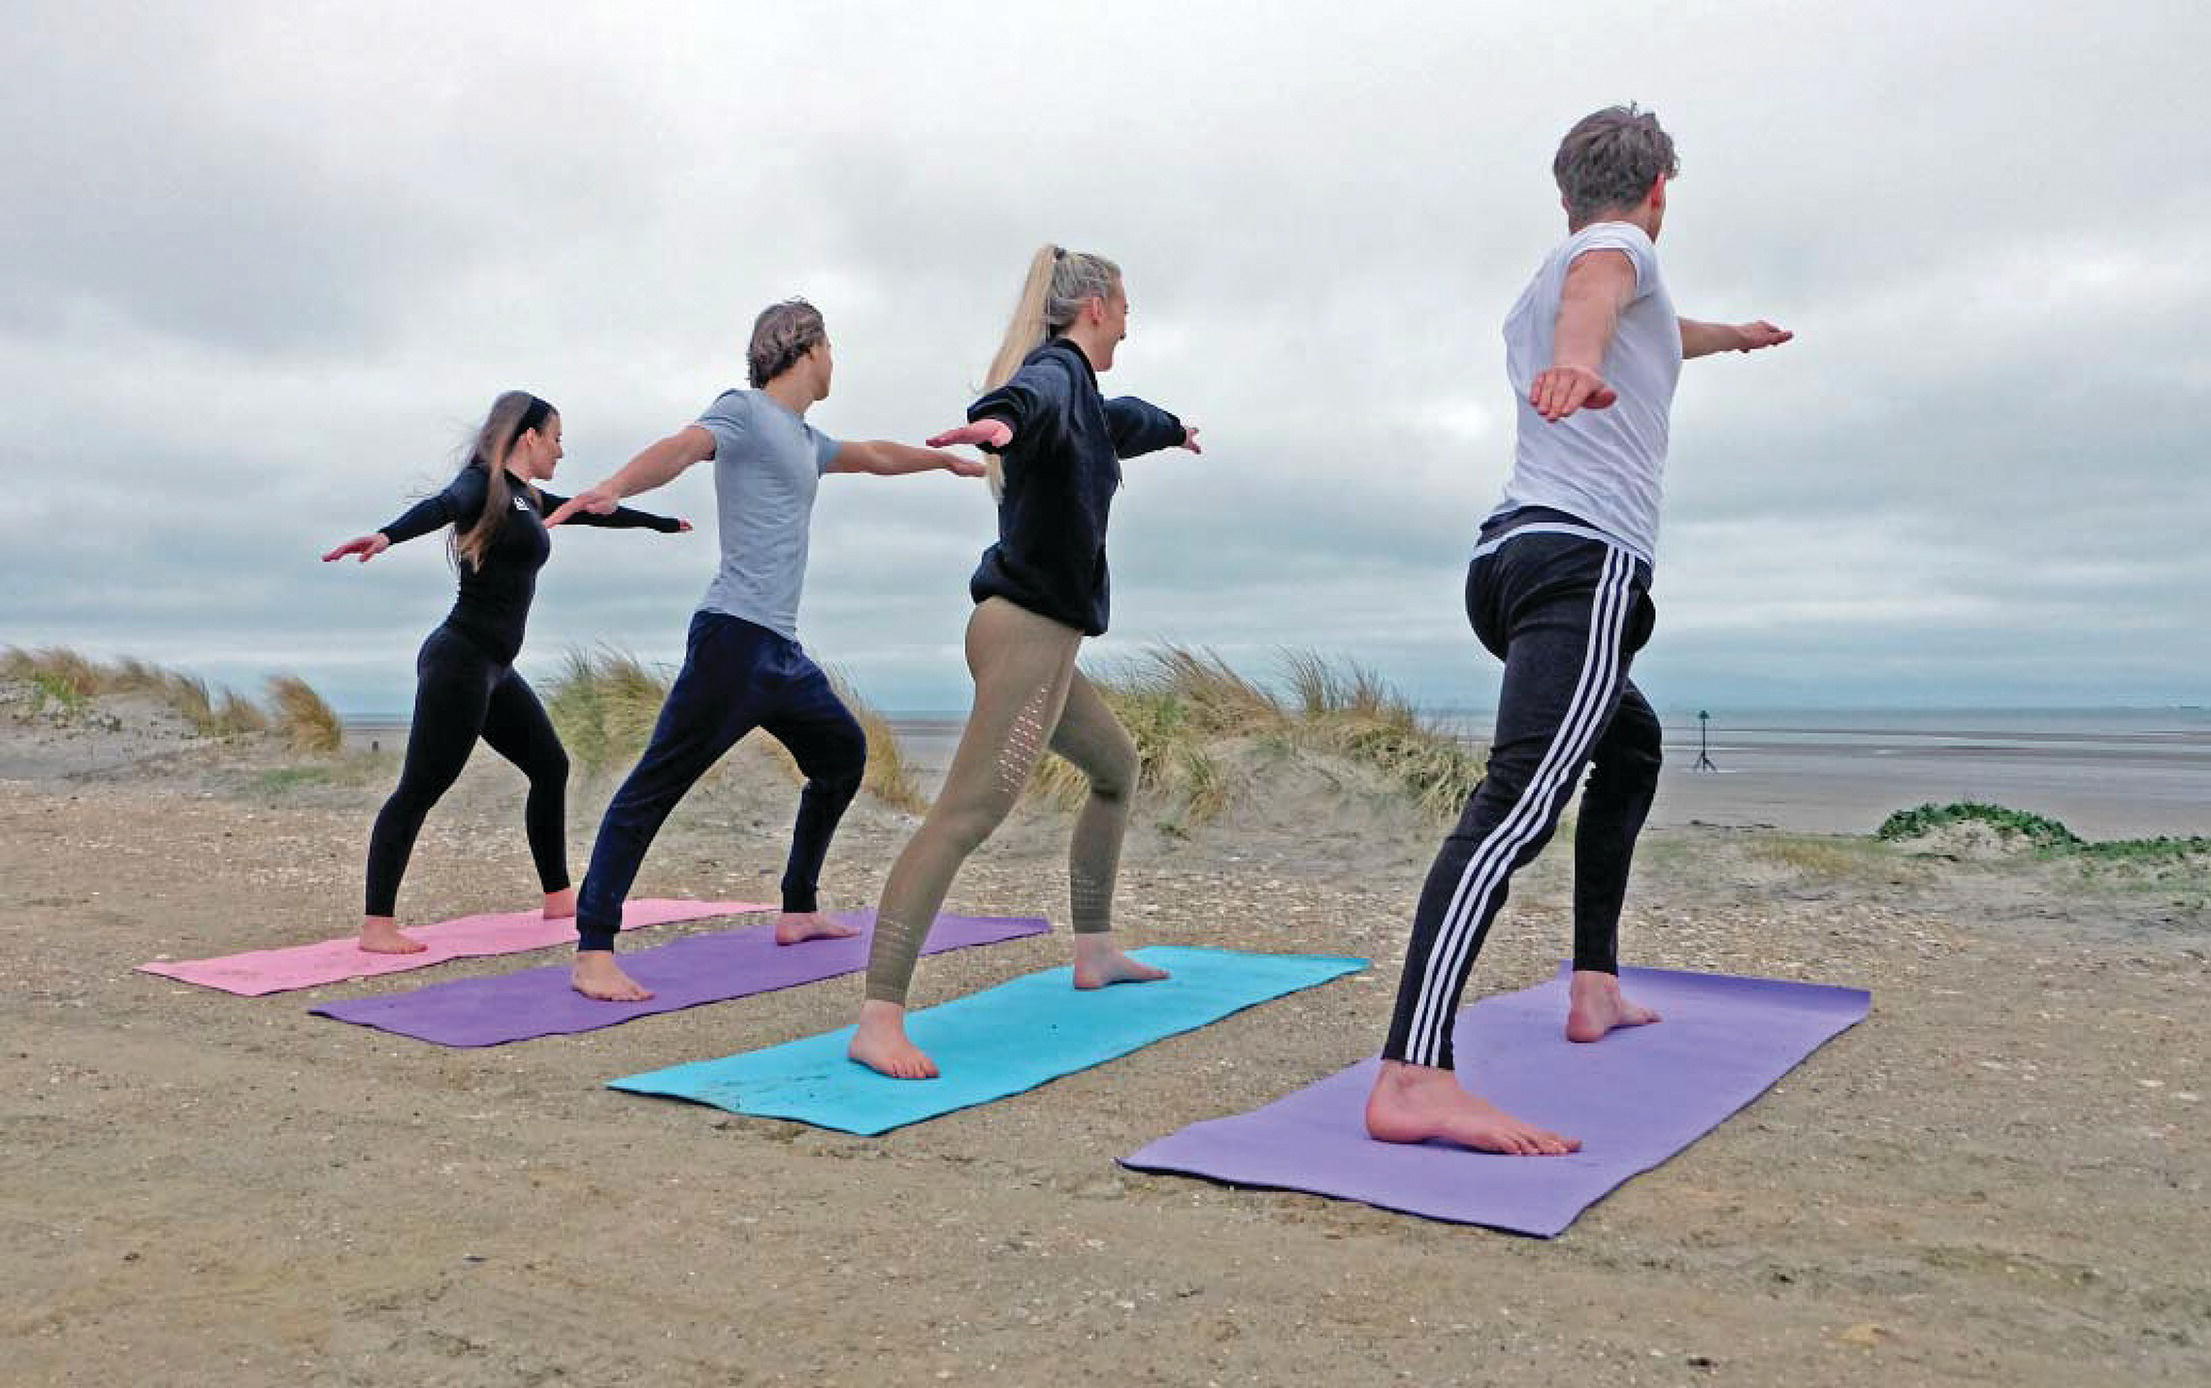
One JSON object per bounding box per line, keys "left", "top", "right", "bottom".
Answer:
{"left": 6, "top": 1, "right": 2210, "bottom": 715}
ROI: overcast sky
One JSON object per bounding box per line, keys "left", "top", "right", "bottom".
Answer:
{"left": 5, "top": 1, "right": 2207, "bottom": 716}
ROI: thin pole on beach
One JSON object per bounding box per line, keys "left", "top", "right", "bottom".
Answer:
{"left": 1695, "top": 710, "right": 1718, "bottom": 772}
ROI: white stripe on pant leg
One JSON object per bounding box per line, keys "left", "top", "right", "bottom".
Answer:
{"left": 1407, "top": 551, "right": 1633, "bottom": 1063}
{"left": 1408, "top": 549, "right": 1634, "bottom": 1062}
{"left": 1404, "top": 587, "right": 1629, "bottom": 1067}
{"left": 1419, "top": 545, "right": 1630, "bottom": 971}
{"left": 1405, "top": 549, "right": 1636, "bottom": 1065}
{"left": 1405, "top": 548, "right": 1630, "bottom": 1054}
{"left": 1405, "top": 550, "right": 1631, "bottom": 1064}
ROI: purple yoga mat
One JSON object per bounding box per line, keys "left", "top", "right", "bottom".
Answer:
{"left": 310, "top": 911, "right": 1051, "bottom": 1046}
{"left": 1123, "top": 965, "right": 1869, "bottom": 1236}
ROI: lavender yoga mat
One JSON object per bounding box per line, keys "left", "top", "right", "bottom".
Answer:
{"left": 1123, "top": 965, "right": 1870, "bottom": 1236}
{"left": 138, "top": 898, "right": 772, "bottom": 997}
{"left": 310, "top": 912, "right": 1051, "bottom": 1046}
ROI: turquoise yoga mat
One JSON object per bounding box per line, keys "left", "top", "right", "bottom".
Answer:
{"left": 607, "top": 946, "right": 1367, "bottom": 1135}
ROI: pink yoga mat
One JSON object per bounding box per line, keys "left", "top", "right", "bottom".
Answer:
{"left": 137, "top": 898, "right": 772, "bottom": 996}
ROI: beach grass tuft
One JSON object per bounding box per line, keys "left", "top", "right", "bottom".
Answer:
{"left": 266, "top": 674, "right": 342, "bottom": 754}
{"left": 163, "top": 671, "right": 218, "bottom": 731}
{"left": 827, "top": 667, "right": 928, "bottom": 813}
{"left": 542, "top": 648, "right": 671, "bottom": 778}
{"left": 3, "top": 645, "right": 309, "bottom": 737}
{"left": 1028, "top": 645, "right": 1486, "bottom": 823}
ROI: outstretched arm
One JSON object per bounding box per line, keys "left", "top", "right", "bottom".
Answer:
{"left": 544, "top": 426, "right": 715, "bottom": 527}
{"left": 322, "top": 467, "right": 487, "bottom": 562}
{"left": 1680, "top": 318, "right": 1793, "bottom": 360}
{"left": 927, "top": 419, "right": 1017, "bottom": 452}
{"left": 1530, "top": 248, "right": 1637, "bottom": 422}
{"left": 827, "top": 440, "right": 988, "bottom": 479}
{"left": 537, "top": 490, "right": 692, "bottom": 533}
{"left": 1103, "top": 397, "right": 1201, "bottom": 458}
{"left": 950, "top": 355, "right": 1078, "bottom": 455}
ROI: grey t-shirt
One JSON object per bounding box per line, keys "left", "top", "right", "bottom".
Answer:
{"left": 694, "top": 389, "right": 842, "bottom": 639}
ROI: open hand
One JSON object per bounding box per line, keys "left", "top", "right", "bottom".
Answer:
{"left": 322, "top": 534, "right": 391, "bottom": 563}
{"left": 544, "top": 487, "right": 619, "bottom": 527}
{"left": 1735, "top": 320, "right": 1793, "bottom": 352}
{"left": 1530, "top": 365, "right": 1617, "bottom": 422}
{"left": 940, "top": 453, "right": 989, "bottom": 478}
{"left": 926, "top": 420, "right": 1015, "bottom": 451}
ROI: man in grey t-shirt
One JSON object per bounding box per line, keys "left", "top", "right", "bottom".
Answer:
{"left": 548, "top": 299, "right": 985, "bottom": 1002}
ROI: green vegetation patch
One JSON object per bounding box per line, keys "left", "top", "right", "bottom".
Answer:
{"left": 1876, "top": 800, "right": 2211, "bottom": 864}
{"left": 256, "top": 765, "right": 336, "bottom": 794}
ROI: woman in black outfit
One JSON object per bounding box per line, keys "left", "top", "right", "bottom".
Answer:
{"left": 322, "top": 391, "right": 689, "bottom": 953}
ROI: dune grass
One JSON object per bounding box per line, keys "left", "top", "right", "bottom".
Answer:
{"left": 540, "top": 648, "right": 927, "bottom": 811}
{"left": 827, "top": 668, "right": 928, "bottom": 813}
{"left": 3, "top": 645, "right": 306, "bottom": 739}
{"left": 3, "top": 642, "right": 1483, "bottom": 825}
{"left": 265, "top": 675, "right": 342, "bottom": 754}
{"left": 542, "top": 648, "right": 671, "bottom": 779}
{"left": 1029, "top": 646, "right": 1487, "bottom": 824}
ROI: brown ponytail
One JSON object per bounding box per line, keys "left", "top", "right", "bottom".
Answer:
{"left": 452, "top": 391, "right": 546, "bottom": 570}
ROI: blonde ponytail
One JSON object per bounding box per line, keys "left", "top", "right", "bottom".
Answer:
{"left": 984, "top": 246, "right": 1064, "bottom": 392}
{"left": 979, "top": 245, "right": 1121, "bottom": 495}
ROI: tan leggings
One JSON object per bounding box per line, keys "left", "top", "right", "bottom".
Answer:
{"left": 864, "top": 597, "right": 1139, "bottom": 1004}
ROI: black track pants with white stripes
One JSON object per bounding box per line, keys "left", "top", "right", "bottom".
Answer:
{"left": 1382, "top": 529, "right": 1661, "bottom": 1070}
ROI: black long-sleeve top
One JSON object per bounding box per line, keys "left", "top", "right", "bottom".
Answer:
{"left": 377, "top": 462, "right": 681, "bottom": 665}
{"left": 965, "top": 338, "right": 1186, "bottom": 636}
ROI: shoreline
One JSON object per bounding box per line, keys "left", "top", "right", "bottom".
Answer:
{"left": 342, "top": 708, "right": 2211, "bottom": 841}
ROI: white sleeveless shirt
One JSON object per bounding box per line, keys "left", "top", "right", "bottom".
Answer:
{"left": 1494, "top": 221, "right": 1681, "bottom": 563}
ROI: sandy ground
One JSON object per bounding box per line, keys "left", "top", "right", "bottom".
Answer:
{"left": 5, "top": 688, "right": 2208, "bottom": 1386}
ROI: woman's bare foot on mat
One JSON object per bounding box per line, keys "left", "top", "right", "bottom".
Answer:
{"left": 1565, "top": 970, "right": 1661, "bottom": 1043}
{"left": 775, "top": 911, "right": 859, "bottom": 945}
{"left": 359, "top": 916, "right": 427, "bottom": 954}
{"left": 1364, "top": 1060, "right": 1580, "bottom": 1155}
{"left": 849, "top": 1001, "right": 937, "bottom": 1079}
{"left": 1072, "top": 933, "right": 1170, "bottom": 989}
{"left": 571, "top": 950, "right": 653, "bottom": 1002}
{"left": 542, "top": 887, "right": 577, "bottom": 921}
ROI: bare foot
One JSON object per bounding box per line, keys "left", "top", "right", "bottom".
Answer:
{"left": 1564, "top": 969, "right": 1661, "bottom": 1043}
{"left": 775, "top": 910, "right": 860, "bottom": 946}
{"left": 359, "top": 916, "right": 427, "bottom": 955}
{"left": 542, "top": 887, "right": 577, "bottom": 921}
{"left": 571, "top": 950, "right": 653, "bottom": 1002}
{"left": 848, "top": 1000, "right": 937, "bottom": 1079}
{"left": 1364, "top": 1060, "right": 1580, "bottom": 1155}
{"left": 1072, "top": 933, "right": 1170, "bottom": 989}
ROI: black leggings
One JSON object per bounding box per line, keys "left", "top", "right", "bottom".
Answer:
{"left": 364, "top": 625, "right": 571, "bottom": 917}
{"left": 1382, "top": 528, "right": 1661, "bottom": 1070}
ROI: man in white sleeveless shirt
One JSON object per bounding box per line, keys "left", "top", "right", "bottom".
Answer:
{"left": 1370, "top": 106, "right": 1793, "bottom": 1155}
